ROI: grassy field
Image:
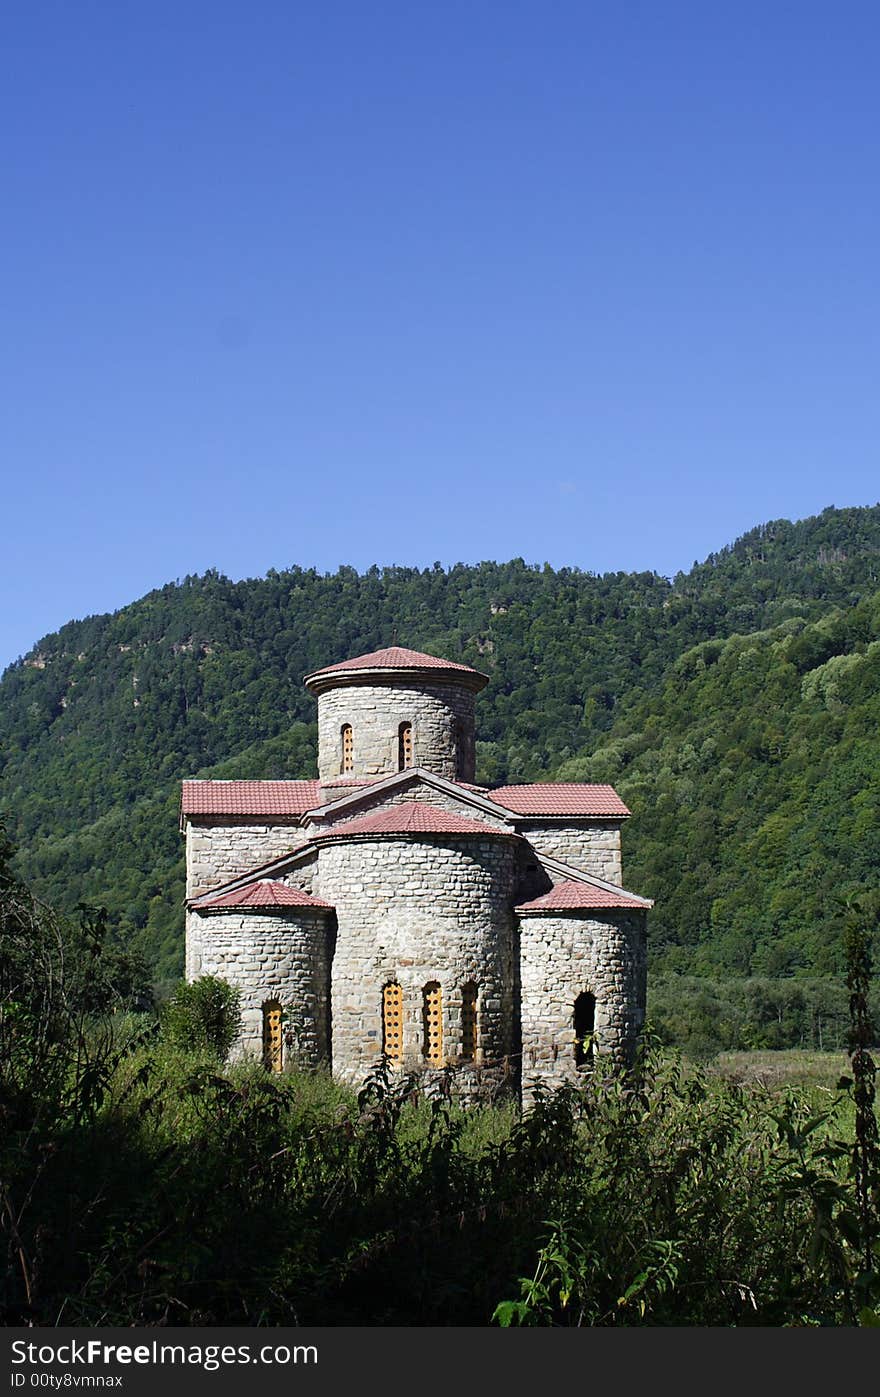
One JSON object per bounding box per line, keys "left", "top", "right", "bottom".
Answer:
{"left": 710, "top": 1048, "right": 852, "bottom": 1091}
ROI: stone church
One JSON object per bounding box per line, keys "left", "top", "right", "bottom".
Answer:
{"left": 181, "top": 646, "right": 651, "bottom": 1098}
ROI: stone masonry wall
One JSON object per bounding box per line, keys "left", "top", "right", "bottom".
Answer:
{"left": 318, "top": 834, "right": 517, "bottom": 1087}
{"left": 185, "top": 818, "right": 312, "bottom": 899}
{"left": 515, "top": 822, "right": 623, "bottom": 883}
{"left": 316, "top": 681, "right": 476, "bottom": 783}
{"left": 519, "top": 910, "right": 647, "bottom": 1097}
{"left": 188, "top": 908, "right": 331, "bottom": 1069}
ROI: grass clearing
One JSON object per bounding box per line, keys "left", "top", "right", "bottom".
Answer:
{"left": 709, "top": 1048, "right": 852, "bottom": 1092}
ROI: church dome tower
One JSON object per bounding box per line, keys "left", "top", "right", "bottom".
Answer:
{"left": 303, "top": 646, "right": 489, "bottom": 786}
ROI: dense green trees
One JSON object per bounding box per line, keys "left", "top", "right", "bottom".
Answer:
{"left": 0, "top": 822, "right": 151, "bottom": 1128}
{"left": 566, "top": 595, "right": 880, "bottom": 985}
{"left": 1, "top": 504, "right": 879, "bottom": 1017}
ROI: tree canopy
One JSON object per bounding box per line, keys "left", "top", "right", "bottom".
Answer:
{"left": 1, "top": 503, "right": 879, "bottom": 995}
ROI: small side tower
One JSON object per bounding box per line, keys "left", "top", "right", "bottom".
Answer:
{"left": 303, "top": 646, "right": 489, "bottom": 786}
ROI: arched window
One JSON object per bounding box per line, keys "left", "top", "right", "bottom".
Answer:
{"left": 574, "top": 992, "right": 596, "bottom": 1067}
{"left": 398, "top": 721, "right": 413, "bottom": 770}
{"left": 460, "top": 982, "right": 478, "bottom": 1061}
{"left": 423, "top": 982, "right": 443, "bottom": 1065}
{"left": 263, "top": 1000, "right": 283, "bottom": 1073}
{"left": 382, "top": 982, "right": 404, "bottom": 1061}
{"left": 341, "top": 724, "right": 353, "bottom": 774}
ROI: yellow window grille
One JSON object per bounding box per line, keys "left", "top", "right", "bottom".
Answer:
{"left": 398, "top": 722, "right": 413, "bottom": 770}
{"left": 341, "top": 724, "right": 353, "bottom": 774}
{"left": 423, "top": 982, "right": 443, "bottom": 1065}
{"left": 382, "top": 982, "right": 404, "bottom": 1061}
{"left": 461, "top": 983, "right": 478, "bottom": 1060}
{"left": 263, "top": 1001, "right": 283, "bottom": 1073}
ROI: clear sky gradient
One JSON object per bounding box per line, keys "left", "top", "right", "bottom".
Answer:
{"left": 2, "top": 2, "right": 879, "bottom": 673}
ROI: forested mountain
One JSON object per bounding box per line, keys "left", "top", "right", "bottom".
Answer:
{"left": 1, "top": 504, "right": 879, "bottom": 1013}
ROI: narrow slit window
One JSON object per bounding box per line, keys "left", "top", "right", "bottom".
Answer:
{"left": 574, "top": 992, "right": 596, "bottom": 1067}
{"left": 383, "top": 982, "right": 404, "bottom": 1061}
{"left": 341, "top": 724, "right": 353, "bottom": 774}
{"left": 263, "top": 1000, "right": 283, "bottom": 1073}
{"left": 423, "top": 982, "right": 443, "bottom": 1065}
{"left": 398, "top": 722, "right": 413, "bottom": 770}
{"left": 461, "top": 982, "right": 478, "bottom": 1061}
{"left": 453, "top": 718, "right": 467, "bottom": 777}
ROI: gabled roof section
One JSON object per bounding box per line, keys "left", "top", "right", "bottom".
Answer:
{"left": 312, "top": 802, "right": 518, "bottom": 841}
{"left": 523, "top": 852, "right": 653, "bottom": 907}
{"left": 188, "top": 841, "right": 319, "bottom": 907}
{"left": 303, "top": 767, "right": 515, "bottom": 826}
{"left": 181, "top": 780, "right": 321, "bottom": 821}
{"left": 516, "top": 879, "right": 650, "bottom": 912}
{"left": 490, "top": 784, "right": 630, "bottom": 818}
{"left": 197, "top": 881, "right": 333, "bottom": 911}
{"left": 304, "top": 646, "right": 489, "bottom": 694}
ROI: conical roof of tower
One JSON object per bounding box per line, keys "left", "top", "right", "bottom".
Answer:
{"left": 304, "top": 646, "right": 489, "bottom": 694}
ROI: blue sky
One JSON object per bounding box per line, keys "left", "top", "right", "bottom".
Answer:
{"left": 2, "top": 1, "right": 879, "bottom": 672}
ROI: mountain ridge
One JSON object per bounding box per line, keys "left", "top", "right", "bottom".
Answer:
{"left": 2, "top": 502, "right": 879, "bottom": 980}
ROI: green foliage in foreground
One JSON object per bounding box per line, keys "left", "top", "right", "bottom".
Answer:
{"left": 4, "top": 848, "right": 875, "bottom": 1327}
{"left": 3, "top": 1036, "right": 879, "bottom": 1327}
{"left": 0, "top": 822, "right": 152, "bottom": 1133}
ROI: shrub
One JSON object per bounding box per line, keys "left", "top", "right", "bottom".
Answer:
{"left": 160, "top": 976, "right": 241, "bottom": 1060}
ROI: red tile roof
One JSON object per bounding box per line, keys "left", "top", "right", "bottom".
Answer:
{"left": 197, "top": 881, "right": 333, "bottom": 910}
{"left": 306, "top": 646, "right": 482, "bottom": 677}
{"left": 516, "top": 879, "right": 650, "bottom": 911}
{"left": 489, "top": 784, "right": 630, "bottom": 817}
{"left": 313, "top": 801, "right": 516, "bottom": 840}
{"left": 181, "top": 780, "right": 322, "bottom": 817}
{"left": 180, "top": 779, "right": 629, "bottom": 821}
